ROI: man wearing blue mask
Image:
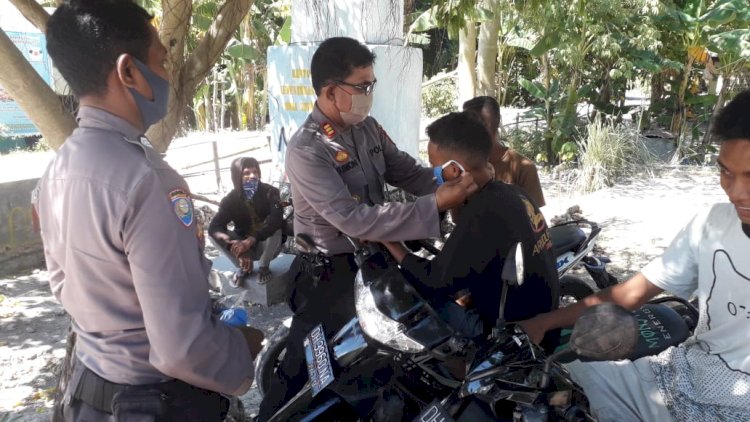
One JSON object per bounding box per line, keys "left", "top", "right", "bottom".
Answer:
{"left": 209, "top": 157, "right": 283, "bottom": 286}
{"left": 382, "top": 112, "right": 559, "bottom": 348}
{"left": 34, "top": 1, "right": 262, "bottom": 420}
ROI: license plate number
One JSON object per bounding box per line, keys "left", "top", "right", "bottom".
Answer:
{"left": 303, "top": 324, "right": 334, "bottom": 396}
{"left": 413, "top": 400, "right": 455, "bottom": 422}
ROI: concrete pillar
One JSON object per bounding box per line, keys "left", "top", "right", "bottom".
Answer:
{"left": 267, "top": 0, "right": 423, "bottom": 181}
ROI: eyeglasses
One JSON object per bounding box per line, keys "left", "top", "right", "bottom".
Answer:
{"left": 334, "top": 79, "right": 377, "bottom": 96}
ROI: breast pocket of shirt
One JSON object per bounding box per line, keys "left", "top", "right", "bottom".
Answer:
{"left": 337, "top": 158, "right": 367, "bottom": 203}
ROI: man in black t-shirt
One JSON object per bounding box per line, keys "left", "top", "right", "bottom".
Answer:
{"left": 382, "top": 112, "right": 559, "bottom": 346}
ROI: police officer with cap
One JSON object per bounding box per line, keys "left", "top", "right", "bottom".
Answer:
{"left": 35, "top": 1, "right": 262, "bottom": 420}
{"left": 258, "top": 36, "right": 478, "bottom": 420}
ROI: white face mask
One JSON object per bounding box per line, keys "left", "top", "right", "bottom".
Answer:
{"left": 339, "top": 91, "right": 374, "bottom": 126}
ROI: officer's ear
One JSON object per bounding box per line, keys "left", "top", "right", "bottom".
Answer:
{"left": 115, "top": 54, "right": 139, "bottom": 89}
{"left": 321, "top": 83, "right": 337, "bottom": 102}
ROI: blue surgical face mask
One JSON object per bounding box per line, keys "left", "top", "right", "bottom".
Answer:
{"left": 433, "top": 160, "right": 465, "bottom": 186}
{"left": 243, "top": 179, "right": 259, "bottom": 199}
{"left": 129, "top": 58, "right": 170, "bottom": 130}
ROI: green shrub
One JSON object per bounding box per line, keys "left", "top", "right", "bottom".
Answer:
{"left": 574, "top": 116, "right": 655, "bottom": 193}
{"left": 503, "top": 128, "right": 547, "bottom": 163}
{"left": 421, "top": 77, "right": 457, "bottom": 118}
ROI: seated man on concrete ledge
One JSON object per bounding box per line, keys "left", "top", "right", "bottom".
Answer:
{"left": 209, "top": 157, "right": 283, "bottom": 286}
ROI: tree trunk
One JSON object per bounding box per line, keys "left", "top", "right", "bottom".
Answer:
{"left": 541, "top": 53, "right": 554, "bottom": 166}
{"left": 0, "top": 29, "right": 77, "bottom": 150}
{"left": 457, "top": 21, "right": 477, "bottom": 108}
{"left": 8, "top": 0, "right": 49, "bottom": 32}
{"left": 649, "top": 71, "right": 664, "bottom": 107}
{"left": 147, "top": 0, "right": 253, "bottom": 152}
{"left": 701, "top": 74, "right": 728, "bottom": 147}
{"left": 476, "top": 0, "right": 500, "bottom": 96}
{"left": 246, "top": 63, "right": 257, "bottom": 130}
{"left": 670, "top": 56, "right": 695, "bottom": 142}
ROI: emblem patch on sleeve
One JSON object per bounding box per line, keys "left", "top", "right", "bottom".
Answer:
{"left": 169, "top": 189, "right": 194, "bottom": 227}
{"left": 335, "top": 150, "right": 349, "bottom": 162}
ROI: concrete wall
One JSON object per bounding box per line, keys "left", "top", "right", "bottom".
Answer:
{"left": 0, "top": 178, "right": 43, "bottom": 275}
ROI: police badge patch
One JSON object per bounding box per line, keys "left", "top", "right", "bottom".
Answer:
{"left": 169, "top": 189, "right": 194, "bottom": 227}
{"left": 335, "top": 150, "right": 349, "bottom": 162}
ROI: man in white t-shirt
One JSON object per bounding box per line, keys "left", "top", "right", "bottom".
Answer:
{"left": 519, "top": 90, "right": 750, "bottom": 422}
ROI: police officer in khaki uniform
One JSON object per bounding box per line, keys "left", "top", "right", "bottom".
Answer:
{"left": 35, "top": 2, "right": 262, "bottom": 420}
{"left": 258, "top": 36, "right": 477, "bottom": 420}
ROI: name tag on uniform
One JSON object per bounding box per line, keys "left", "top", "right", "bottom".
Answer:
{"left": 336, "top": 161, "right": 358, "bottom": 175}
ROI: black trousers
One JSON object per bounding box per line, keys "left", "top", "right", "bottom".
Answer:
{"left": 62, "top": 358, "right": 228, "bottom": 421}
{"left": 256, "top": 254, "right": 357, "bottom": 421}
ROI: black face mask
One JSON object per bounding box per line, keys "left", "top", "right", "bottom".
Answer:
{"left": 743, "top": 223, "right": 750, "bottom": 239}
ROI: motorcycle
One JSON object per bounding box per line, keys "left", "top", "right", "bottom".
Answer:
{"left": 262, "top": 235, "right": 697, "bottom": 421}
{"left": 548, "top": 219, "right": 618, "bottom": 306}
{"left": 254, "top": 219, "right": 617, "bottom": 397}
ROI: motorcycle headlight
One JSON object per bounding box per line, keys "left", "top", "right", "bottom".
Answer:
{"left": 355, "top": 274, "right": 425, "bottom": 353}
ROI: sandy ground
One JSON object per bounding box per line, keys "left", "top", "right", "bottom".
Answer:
{"left": 0, "top": 130, "right": 728, "bottom": 420}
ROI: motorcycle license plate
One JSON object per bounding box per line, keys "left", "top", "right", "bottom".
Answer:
{"left": 303, "top": 324, "right": 334, "bottom": 397}
{"left": 413, "top": 400, "right": 455, "bottom": 422}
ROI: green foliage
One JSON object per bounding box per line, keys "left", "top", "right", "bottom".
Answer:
{"left": 574, "top": 117, "right": 655, "bottom": 193}
{"left": 504, "top": 128, "right": 547, "bottom": 164}
{"left": 421, "top": 77, "right": 457, "bottom": 118}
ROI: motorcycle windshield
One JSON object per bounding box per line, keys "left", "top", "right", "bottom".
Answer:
{"left": 359, "top": 251, "right": 454, "bottom": 349}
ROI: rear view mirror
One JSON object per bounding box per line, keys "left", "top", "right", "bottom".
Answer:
{"left": 501, "top": 242, "right": 525, "bottom": 286}
{"left": 569, "top": 303, "right": 638, "bottom": 361}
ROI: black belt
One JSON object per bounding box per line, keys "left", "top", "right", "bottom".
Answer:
{"left": 72, "top": 363, "right": 223, "bottom": 415}
{"left": 72, "top": 365, "right": 131, "bottom": 413}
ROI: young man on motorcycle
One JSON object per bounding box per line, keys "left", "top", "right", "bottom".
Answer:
{"left": 257, "top": 37, "right": 478, "bottom": 421}
{"left": 519, "top": 90, "right": 750, "bottom": 421}
{"left": 463, "top": 96, "right": 546, "bottom": 207}
{"left": 209, "top": 157, "right": 283, "bottom": 286}
{"left": 382, "top": 112, "right": 560, "bottom": 349}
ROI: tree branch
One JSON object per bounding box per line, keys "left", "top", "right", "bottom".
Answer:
{"left": 8, "top": 0, "right": 51, "bottom": 33}
{"left": 0, "top": 29, "right": 77, "bottom": 150}
{"left": 182, "top": 0, "right": 252, "bottom": 90}
{"left": 160, "top": 0, "right": 192, "bottom": 74}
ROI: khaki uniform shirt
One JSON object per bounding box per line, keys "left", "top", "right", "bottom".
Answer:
{"left": 34, "top": 107, "right": 253, "bottom": 395}
{"left": 285, "top": 105, "right": 439, "bottom": 255}
{"left": 492, "top": 148, "right": 546, "bottom": 207}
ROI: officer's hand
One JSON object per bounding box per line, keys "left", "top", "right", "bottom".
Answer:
{"left": 237, "top": 325, "right": 264, "bottom": 359}
{"left": 435, "top": 173, "right": 478, "bottom": 212}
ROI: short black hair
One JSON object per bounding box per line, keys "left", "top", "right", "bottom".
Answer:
{"left": 713, "top": 90, "right": 750, "bottom": 142}
{"left": 46, "top": 0, "right": 154, "bottom": 97}
{"left": 310, "top": 37, "right": 376, "bottom": 96}
{"left": 427, "top": 112, "right": 492, "bottom": 167}
{"left": 463, "top": 96, "right": 501, "bottom": 131}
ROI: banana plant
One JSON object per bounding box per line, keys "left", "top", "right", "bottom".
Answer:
{"left": 657, "top": 0, "right": 750, "bottom": 141}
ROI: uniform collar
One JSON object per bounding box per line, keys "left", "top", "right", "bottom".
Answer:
{"left": 311, "top": 103, "right": 362, "bottom": 137}
{"left": 76, "top": 106, "right": 143, "bottom": 141}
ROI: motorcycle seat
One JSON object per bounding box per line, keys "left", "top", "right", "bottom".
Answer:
{"left": 549, "top": 224, "right": 587, "bottom": 257}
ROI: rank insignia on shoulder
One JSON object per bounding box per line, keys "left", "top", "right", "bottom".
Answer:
{"left": 321, "top": 122, "right": 336, "bottom": 139}
{"left": 335, "top": 150, "right": 349, "bottom": 162}
{"left": 169, "top": 189, "right": 194, "bottom": 227}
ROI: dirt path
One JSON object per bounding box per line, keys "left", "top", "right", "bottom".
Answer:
{"left": 0, "top": 164, "right": 726, "bottom": 421}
